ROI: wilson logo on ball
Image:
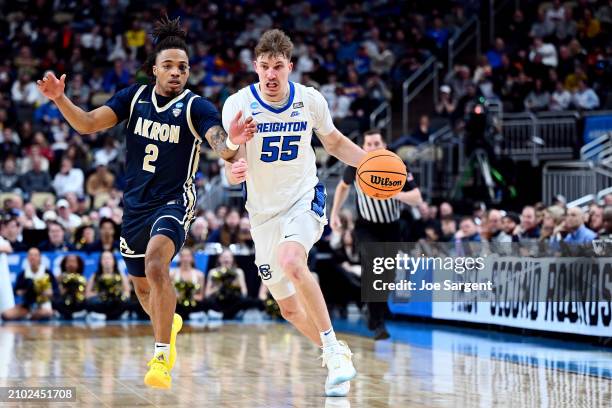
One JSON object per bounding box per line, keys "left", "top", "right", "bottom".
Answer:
{"left": 370, "top": 175, "right": 403, "bottom": 187}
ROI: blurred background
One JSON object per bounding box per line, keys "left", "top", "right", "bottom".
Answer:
{"left": 0, "top": 0, "right": 610, "bottom": 337}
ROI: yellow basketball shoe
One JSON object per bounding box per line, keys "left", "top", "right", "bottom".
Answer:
{"left": 169, "top": 313, "right": 183, "bottom": 370}
{"left": 144, "top": 352, "right": 171, "bottom": 389}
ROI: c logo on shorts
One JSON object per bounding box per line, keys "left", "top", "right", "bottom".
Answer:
{"left": 258, "top": 264, "right": 272, "bottom": 280}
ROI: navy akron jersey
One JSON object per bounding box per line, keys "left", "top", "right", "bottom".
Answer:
{"left": 105, "top": 84, "right": 220, "bottom": 223}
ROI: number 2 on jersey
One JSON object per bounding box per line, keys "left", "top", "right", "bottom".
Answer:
{"left": 143, "top": 143, "right": 159, "bottom": 173}
{"left": 260, "top": 135, "right": 301, "bottom": 162}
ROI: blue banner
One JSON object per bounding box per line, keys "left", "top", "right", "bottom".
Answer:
{"left": 8, "top": 251, "right": 209, "bottom": 286}
{"left": 583, "top": 115, "right": 612, "bottom": 144}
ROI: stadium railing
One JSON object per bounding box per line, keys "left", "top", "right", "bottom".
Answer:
{"left": 447, "top": 15, "right": 481, "bottom": 76}
{"left": 370, "top": 101, "right": 392, "bottom": 142}
{"left": 401, "top": 56, "right": 440, "bottom": 136}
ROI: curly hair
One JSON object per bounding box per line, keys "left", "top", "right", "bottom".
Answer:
{"left": 143, "top": 16, "right": 189, "bottom": 77}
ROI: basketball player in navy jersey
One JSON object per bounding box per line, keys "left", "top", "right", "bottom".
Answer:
{"left": 36, "top": 17, "right": 256, "bottom": 389}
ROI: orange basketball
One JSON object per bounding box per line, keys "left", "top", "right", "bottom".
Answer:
{"left": 356, "top": 150, "right": 407, "bottom": 200}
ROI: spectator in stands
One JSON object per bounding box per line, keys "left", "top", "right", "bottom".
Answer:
{"left": 588, "top": 204, "right": 604, "bottom": 234}
{"left": 171, "top": 248, "right": 206, "bottom": 320}
{"left": 435, "top": 85, "right": 456, "bottom": 118}
{"left": 556, "top": 6, "right": 578, "bottom": 43}
{"left": 0, "top": 157, "right": 21, "bottom": 193}
{"left": 440, "top": 216, "right": 457, "bottom": 242}
{"left": 1, "top": 247, "right": 58, "bottom": 321}
{"left": 11, "top": 72, "right": 40, "bottom": 107}
{"left": 20, "top": 202, "right": 45, "bottom": 230}
{"left": 184, "top": 217, "right": 209, "bottom": 250}
{"left": 601, "top": 206, "right": 612, "bottom": 239}
{"left": 75, "top": 225, "right": 96, "bottom": 251}
{"left": 455, "top": 217, "right": 482, "bottom": 257}
{"left": 52, "top": 254, "right": 87, "bottom": 320}
{"left": 203, "top": 249, "right": 251, "bottom": 319}
{"left": 389, "top": 114, "right": 432, "bottom": 149}
{"left": 85, "top": 251, "right": 130, "bottom": 320}
{"left": 207, "top": 208, "right": 241, "bottom": 247}
{"left": 237, "top": 216, "right": 254, "bottom": 249}
{"left": 529, "top": 37, "right": 558, "bottom": 68}
{"left": 517, "top": 206, "right": 541, "bottom": 240}
{"left": 38, "top": 221, "right": 74, "bottom": 252}
{"left": 502, "top": 212, "right": 520, "bottom": 242}
{"left": 524, "top": 79, "right": 550, "bottom": 112}
{"left": 19, "top": 154, "right": 53, "bottom": 197}
{"left": 55, "top": 198, "right": 82, "bottom": 234}
{"left": 530, "top": 9, "right": 555, "bottom": 39}
{"left": 577, "top": 8, "right": 601, "bottom": 43}
{"left": 0, "top": 128, "right": 21, "bottom": 162}
{"left": 1, "top": 218, "right": 27, "bottom": 252}
{"left": 52, "top": 157, "right": 84, "bottom": 197}
{"left": 564, "top": 207, "right": 597, "bottom": 244}
{"left": 604, "top": 194, "right": 612, "bottom": 206}
{"left": 486, "top": 38, "right": 506, "bottom": 70}
{"left": 487, "top": 209, "right": 512, "bottom": 243}
{"left": 329, "top": 87, "right": 352, "bottom": 121}
{"left": 546, "top": 0, "right": 566, "bottom": 25}
{"left": 86, "top": 161, "right": 115, "bottom": 196}
{"left": 94, "top": 135, "right": 118, "bottom": 166}
{"left": 550, "top": 81, "right": 572, "bottom": 111}
{"left": 572, "top": 80, "right": 600, "bottom": 110}
{"left": 102, "top": 59, "right": 131, "bottom": 93}
{"left": 540, "top": 206, "right": 566, "bottom": 244}
{"left": 83, "top": 217, "right": 119, "bottom": 253}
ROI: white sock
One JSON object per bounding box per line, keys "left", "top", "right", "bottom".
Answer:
{"left": 320, "top": 327, "right": 339, "bottom": 349}
{"left": 154, "top": 342, "right": 170, "bottom": 360}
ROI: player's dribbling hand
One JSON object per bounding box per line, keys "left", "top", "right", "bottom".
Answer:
{"left": 36, "top": 72, "right": 66, "bottom": 101}
{"left": 229, "top": 111, "right": 257, "bottom": 145}
{"left": 231, "top": 158, "right": 248, "bottom": 183}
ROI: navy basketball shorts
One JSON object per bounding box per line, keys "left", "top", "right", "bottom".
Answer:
{"left": 120, "top": 203, "right": 191, "bottom": 277}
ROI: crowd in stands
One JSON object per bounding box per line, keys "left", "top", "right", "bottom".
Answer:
{"left": 1, "top": 1, "right": 610, "bottom": 321}
{"left": 438, "top": 0, "right": 611, "bottom": 127}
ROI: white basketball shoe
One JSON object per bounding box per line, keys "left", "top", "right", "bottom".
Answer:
{"left": 325, "top": 377, "right": 350, "bottom": 397}
{"left": 321, "top": 341, "right": 357, "bottom": 387}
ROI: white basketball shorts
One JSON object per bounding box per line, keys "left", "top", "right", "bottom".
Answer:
{"left": 249, "top": 183, "right": 327, "bottom": 300}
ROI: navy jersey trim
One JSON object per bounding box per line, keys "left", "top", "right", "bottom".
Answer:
{"left": 249, "top": 82, "right": 295, "bottom": 114}
{"left": 311, "top": 182, "right": 326, "bottom": 217}
{"left": 128, "top": 85, "right": 147, "bottom": 127}
{"left": 151, "top": 87, "right": 190, "bottom": 113}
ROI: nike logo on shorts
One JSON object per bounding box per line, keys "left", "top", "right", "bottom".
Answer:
{"left": 284, "top": 234, "right": 298, "bottom": 239}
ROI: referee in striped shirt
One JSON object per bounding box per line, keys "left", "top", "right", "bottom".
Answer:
{"left": 330, "top": 129, "right": 422, "bottom": 340}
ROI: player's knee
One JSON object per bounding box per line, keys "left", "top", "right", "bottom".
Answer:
{"left": 279, "top": 303, "right": 306, "bottom": 323}
{"left": 133, "top": 283, "right": 150, "bottom": 299}
{"left": 144, "top": 257, "right": 169, "bottom": 286}
{"left": 279, "top": 254, "right": 308, "bottom": 283}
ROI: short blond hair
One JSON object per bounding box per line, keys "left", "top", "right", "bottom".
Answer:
{"left": 255, "top": 29, "right": 293, "bottom": 60}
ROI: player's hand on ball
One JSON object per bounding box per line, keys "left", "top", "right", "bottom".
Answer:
{"left": 36, "top": 72, "right": 66, "bottom": 101}
{"left": 229, "top": 111, "right": 257, "bottom": 145}
{"left": 231, "top": 158, "right": 248, "bottom": 182}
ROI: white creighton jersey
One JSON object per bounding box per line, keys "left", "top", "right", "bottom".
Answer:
{"left": 222, "top": 82, "right": 336, "bottom": 216}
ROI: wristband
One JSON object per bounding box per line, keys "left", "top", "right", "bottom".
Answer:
{"left": 226, "top": 137, "right": 239, "bottom": 151}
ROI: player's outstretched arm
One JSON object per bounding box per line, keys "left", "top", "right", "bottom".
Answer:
{"left": 318, "top": 128, "right": 366, "bottom": 168}
{"left": 36, "top": 72, "right": 118, "bottom": 134}
{"left": 206, "top": 111, "right": 256, "bottom": 161}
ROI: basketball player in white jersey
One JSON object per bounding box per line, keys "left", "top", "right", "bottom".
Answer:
{"left": 221, "top": 30, "right": 366, "bottom": 397}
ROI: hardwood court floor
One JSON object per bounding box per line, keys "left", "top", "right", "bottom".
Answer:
{"left": 0, "top": 321, "right": 611, "bottom": 407}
